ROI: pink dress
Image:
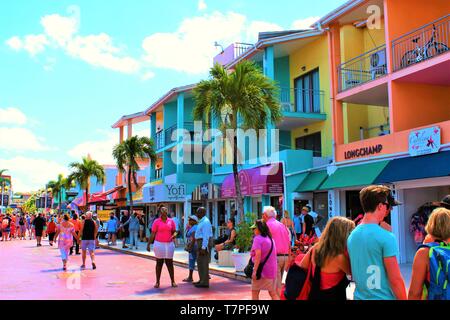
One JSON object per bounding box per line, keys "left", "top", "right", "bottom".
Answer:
{"left": 58, "top": 224, "right": 74, "bottom": 250}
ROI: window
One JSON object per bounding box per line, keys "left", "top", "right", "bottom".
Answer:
{"left": 295, "top": 132, "right": 322, "bottom": 157}
{"left": 294, "top": 69, "right": 321, "bottom": 113}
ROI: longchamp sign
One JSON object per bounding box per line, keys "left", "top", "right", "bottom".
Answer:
{"left": 344, "top": 144, "right": 383, "bottom": 160}
{"left": 143, "top": 183, "right": 186, "bottom": 203}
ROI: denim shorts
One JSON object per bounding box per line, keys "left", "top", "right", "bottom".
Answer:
{"left": 81, "top": 240, "right": 96, "bottom": 252}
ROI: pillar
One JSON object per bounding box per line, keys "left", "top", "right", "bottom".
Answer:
{"left": 244, "top": 196, "right": 252, "bottom": 215}
{"left": 127, "top": 120, "right": 133, "bottom": 139}
{"left": 263, "top": 46, "right": 275, "bottom": 160}
{"left": 391, "top": 188, "right": 406, "bottom": 263}
{"left": 118, "top": 126, "right": 125, "bottom": 185}
{"left": 150, "top": 114, "right": 157, "bottom": 181}
{"left": 177, "top": 93, "right": 185, "bottom": 176}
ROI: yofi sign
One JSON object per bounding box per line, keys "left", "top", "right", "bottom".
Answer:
{"left": 143, "top": 183, "right": 186, "bottom": 203}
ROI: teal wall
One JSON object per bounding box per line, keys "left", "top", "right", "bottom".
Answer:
{"left": 163, "top": 150, "right": 176, "bottom": 176}
{"left": 163, "top": 101, "right": 177, "bottom": 128}
{"left": 274, "top": 56, "right": 290, "bottom": 89}
{"left": 278, "top": 130, "right": 292, "bottom": 151}
{"left": 184, "top": 97, "right": 195, "bottom": 123}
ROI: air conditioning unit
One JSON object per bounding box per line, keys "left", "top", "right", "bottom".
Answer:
{"left": 370, "top": 49, "right": 387, "bottom": 80}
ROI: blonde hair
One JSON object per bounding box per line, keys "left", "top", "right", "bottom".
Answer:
{"left": 425, "top": 208, "right": 450, "bottom": 242}
{"left": 314, "top": 217, "right": 355, "bottom": 268}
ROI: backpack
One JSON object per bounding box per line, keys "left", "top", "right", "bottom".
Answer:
{"left": 2, "top": 218, "right": 9, "bottom": 229}
{"left": 419, "top": 242, "right": 450, "bottom": 300}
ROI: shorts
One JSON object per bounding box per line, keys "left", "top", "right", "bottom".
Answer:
{"left": 252, "top": 278, "right": 277, "bottom": 291}
{"left": 20, "top": 225, "right": 27, "bottom": 233}
{"left": 3, "top": 228, "right": 10, "bottom": 233}
{"left": 81, "top": 240, "right": 96, "bottom": 252}
{"left": 35, "top": 229, "right": 43, "bottom": 237}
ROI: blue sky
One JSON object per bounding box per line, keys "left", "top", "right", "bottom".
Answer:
{"left": 0, "top": 0, "right": 346, "bottom": 192}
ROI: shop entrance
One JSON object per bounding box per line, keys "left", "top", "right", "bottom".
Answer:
{"left": 294, "top": 199, "right": 309, "bottom": 216}
{"left": 346, "top": 190, "right": 363, "bottom": 221}
{"left": 271, "top": 196, "right": 283, "bottom": 220}
{"left": 313, "top": 192, "right": 328, "bottom": 230}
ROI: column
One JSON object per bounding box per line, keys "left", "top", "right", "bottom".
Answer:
{"left": 150, "top": 113, "right": 157, "bottom": 181}
{"left": 391, "top": 188, "right": 406, "bottom": 263}
{"left": 328, "top": 190, "right": 341, "bottom": 219}
{"left": 118, "top": 126, "right": 124, "bottom": 185}
{"left": 177, "top": 93, "right": 185, "bottom": 176}
{"left": 213, "top": 201, "right": 219, "bottom": 237}
{"left": 127, "top": 120, "right": 133, "bottom": 139}
{"left": 263, "top": 46, "right": 275, "bottom": 160}
{"left": 243, "top": 196, "right": 252, "bottom": 216}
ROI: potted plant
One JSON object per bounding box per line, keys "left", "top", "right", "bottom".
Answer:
{"left": 231, "top": 212, "right": 256, "bottom": 272}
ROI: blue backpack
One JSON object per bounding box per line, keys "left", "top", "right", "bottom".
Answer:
{"left": 419, "top": 242, "right": 450, "bottom": 300}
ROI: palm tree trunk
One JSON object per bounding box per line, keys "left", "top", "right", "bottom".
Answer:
{"left": 233, "top": 135, "right": 244, "bottom": 221}
{"left": 85, "top": 186, "right": 89, "bottom": 212}
{"left": 128, "top": 167, "right": 134, "bottom": 216}
{"left": 59, "top": 191, "right": 62, "bottom": 212}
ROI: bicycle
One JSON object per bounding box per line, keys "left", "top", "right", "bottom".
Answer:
{"left": 401, "top": 24, "right": 449, "bottom": 68}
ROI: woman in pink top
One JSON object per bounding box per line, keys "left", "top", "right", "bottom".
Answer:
{"left": 54, "top": 214, "right": 80, "bottom": 271}
{"left": 147, "top": 206, "right": 178, "bottom": 289}
{"left": 298, "top": 217, "right": 355, "bottom": 300}
{"left": 250, "top": 220, "right": 279, "bottom": 300}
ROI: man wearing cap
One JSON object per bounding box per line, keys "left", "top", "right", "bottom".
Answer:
{"left": 194, "top": 207, "right": 213, "bottom": 288}
{"left": 347, "top": 185, "right": 406, "bottom": 300}
{"left": 262, "top": 206, "right": 291, "bottom": 292}
{"left": 440, "top": 195, "right": 450, "bottom": 210}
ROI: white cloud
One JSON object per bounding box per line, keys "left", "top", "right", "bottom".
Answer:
{"left": 142, "top": 11, "right": 261, "bottom": 74}
{"left": 0, "top": 107, "right": 27, "bottom": 125}
{"left": 0, "top": 127, "right": 49, "bottom": 151}
{"left": 6, "top": 36, "right": 23, "bottom": 50}
{"left": 198, "top": 0, "right": 207, "bottom": 11}
{"left": 0, "top": 157, "right": 69, "bottom": 192}
{"left": 68, "top": 131, "right": 116, "bottom": 165}
{"left": 291, "top": 16, "right": 320, "bottom": 30}
{"left": 6, "top": 10, "right": 141, "bottom": 74}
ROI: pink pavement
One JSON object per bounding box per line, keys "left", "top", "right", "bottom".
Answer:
{"left": 0, "top": 239, "right": 271, "bottom": 300}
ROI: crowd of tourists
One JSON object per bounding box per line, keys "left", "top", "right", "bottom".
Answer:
{"left": 246, "top": 185, "right": 450, "bottom": 301}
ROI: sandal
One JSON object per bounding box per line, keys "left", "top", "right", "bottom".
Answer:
{"left": 171, "top": 282, "right": 178, "bottom": 288}
{"left": 182, "top": 278, "right": 193, "bottom": 283}
{"left": 154, "top": 283, "right": 160, "bottom": 289}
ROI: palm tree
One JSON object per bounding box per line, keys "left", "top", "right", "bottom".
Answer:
{"left": 67, "top": 157, "right": 105, "bottom": 210}
{"left": 113, "top": 136, "right": 157, "bottom": 216}
{"left": 48, "top": 174, "right": 74, "bottom": 210}
{"left": 193, "top": 61, "right": 282, "bottom": 220}
{"left": 0, "top": 169, "right": 9, "bottom": 213}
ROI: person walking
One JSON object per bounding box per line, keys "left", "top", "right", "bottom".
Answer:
{"left": 138, "top": 213, "right": 146, "bottom": 242}
{"left": 1, "top": 213, "right": 11, "bottom": 241}
{"left": 26, "top": 214, "right": 32, "bottom": 240}
{"left": 92, "top": 213, "right": 101, "bottom": 249}
{"left": 194, "top": 207, "right": 213, "bottom": 289}
{"left": 33, "top": 213, "right": 46, "bottom": 247}
{"left": 18, "top": 214, "right": 27, "bottom": 240}
{"left": 250, "top": 220, "right": 279, "bottom": 300}
{"left": 262, "top": 206, "right": 291, "bottom": 292}
{"left": 119, "top": 211, "right": 130, "bottom": 249}
{"left": 183, "top": 215, "right": 199, "bottom": 283}
{"left": 47, "top": 216, "right": 57, "bottom": 246}
{"left": 408, "top": 207, "right": 450, "bottom": 300}
{"left": 123, "top": 211, "right": 140, "bottom": 250}
{"left": 106, "top": 213, "right": 118, "bottom": 246}
{"left": 147, "top": 206, "right": 177, "bottom": 288}
{"left": 298, "top": 217, "right": 355, "bottom": 300}
{"left": 79, "top": 212, "right": 98, "bottom": 270}
{"left": 54, "top": 214, "right": 79, "bottom": 271}
{"left": 347, "top": 185, "right": 407, "bottom": 300}
{"left": 69, "top": 213, "right": 81, "bottom": 255}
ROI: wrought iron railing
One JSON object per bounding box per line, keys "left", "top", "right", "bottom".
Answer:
{"left": 155, "top": 168, "right": 163, "bottom": 179}
{"left": 184, "top": 122, "right": 212, "bottom": 142}
{"left": 164, "top": 125, "right": 177, "bottom": 146}
{"left": 279, "top": 87, "right": 325, "bottom": 114}
{"left": 392, "top": 14, "right": 449, "bottom": 72}
{"left": 338, "top": 45, "right": 387, "bottom": 92}
{"left": 234, "top": 43, "right": 254, "bottom": 59}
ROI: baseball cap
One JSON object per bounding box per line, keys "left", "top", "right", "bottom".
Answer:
{"left": 440, "top": 195, "right": 450, "bottom": 209}
{"left": 386, "top": 192, "right": 402, "bottom": 207}
{"left": 250, "top": 223, "right": 257, "bottom": 229}
{"left": 188, "top": 215, "right": 199, "bottom": 222}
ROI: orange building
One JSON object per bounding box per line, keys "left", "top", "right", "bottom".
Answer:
{"left": 316, "top": 0, "right": 450, "bottom": 263}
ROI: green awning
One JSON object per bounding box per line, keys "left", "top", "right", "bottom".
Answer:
{"left": 319, "top": 160, "right": 390, "bottom": 190}
{"left": 296, "top": 170, "right": 328, "bottom": 192}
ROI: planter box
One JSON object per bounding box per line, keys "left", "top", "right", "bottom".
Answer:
{"left": 231, "top": 252, "right": 251, "bottom": 272}
{"left": 218, "top": 250, "right": 234, "bottom": 267}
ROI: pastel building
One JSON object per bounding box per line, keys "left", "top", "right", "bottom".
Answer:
{"left": 314, "top": 0, "right": 450, "bottom": 263}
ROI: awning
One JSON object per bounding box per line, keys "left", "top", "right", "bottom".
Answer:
{"left": 220, "top": 163, "right": 284, "bottom": 198}
{"left": 319, "top": 161, "right": 390, "bottom": 190}
{"left": 374, "top": 151, "right": 450, "bottom": 184}
{"left": 90, "top": 186, "right": 126, "bottom": 204}
{"left": 296, "top": 170, "right": 328, "bottom": 192}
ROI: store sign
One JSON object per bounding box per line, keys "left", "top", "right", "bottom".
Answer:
{"left": 143, "top": 184, "right": 186, "bottom": 203}
{"left": 409, "top": 126, "right": 441, "bottom": 157}
{"left": 344, "top": 144, "right": 383, "bottom": 160}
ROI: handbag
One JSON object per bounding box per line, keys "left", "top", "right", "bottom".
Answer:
{"left": 244, "top": 237, "right": 274, "bottom": 280}
{"left": 283, "top": 249, "right": 314, "bottom": 300}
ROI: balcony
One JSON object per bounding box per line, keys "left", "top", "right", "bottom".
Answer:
{"left": 213, "top": 43, "right": 254, "bottom": 66}
{"left": 338, "top": 45, "right": 388, "bottom": 92}
{"left": 392, "top": 14, "right": 449, "bottom": 72}
{"left": 155, "top": 130, "right": 164, "bottom": 150}
{"left": 277, "top": 87, "right": 327, "bottom": 129}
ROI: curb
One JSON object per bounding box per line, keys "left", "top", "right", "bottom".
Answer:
{"left": 99, "top": 244, "right": 251, "bottom": 284}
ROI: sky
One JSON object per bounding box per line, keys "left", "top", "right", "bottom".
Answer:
{"left": 0, "top": 0, "right": 347, "bottom": 192}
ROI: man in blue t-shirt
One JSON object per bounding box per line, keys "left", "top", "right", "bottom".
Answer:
{"left": 347, "top": 185, "right": 407, "bottom": 300}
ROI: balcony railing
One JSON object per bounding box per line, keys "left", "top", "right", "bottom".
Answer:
{"left": 155, "top": 130, "right": 164, "bottom": 150}
{"left": 155, "top": 168, "right": 163, "bottom": 180}
{"left": 338, "top": 45, "right": 388, "bottom": 92}
{"left": 184, "top": 122, "right": 212, "bottom": 143}
{"left": 279, "top": 87, "right": 325, "bottom": 114}
{"left": 234, "top": 43, "right": 254, "bottom": 59}
{"left": 213, "top": 42, "right": 254, "bottom": 66}
{"left": 392, "top": 14, "right": 449, "bottom": 72}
